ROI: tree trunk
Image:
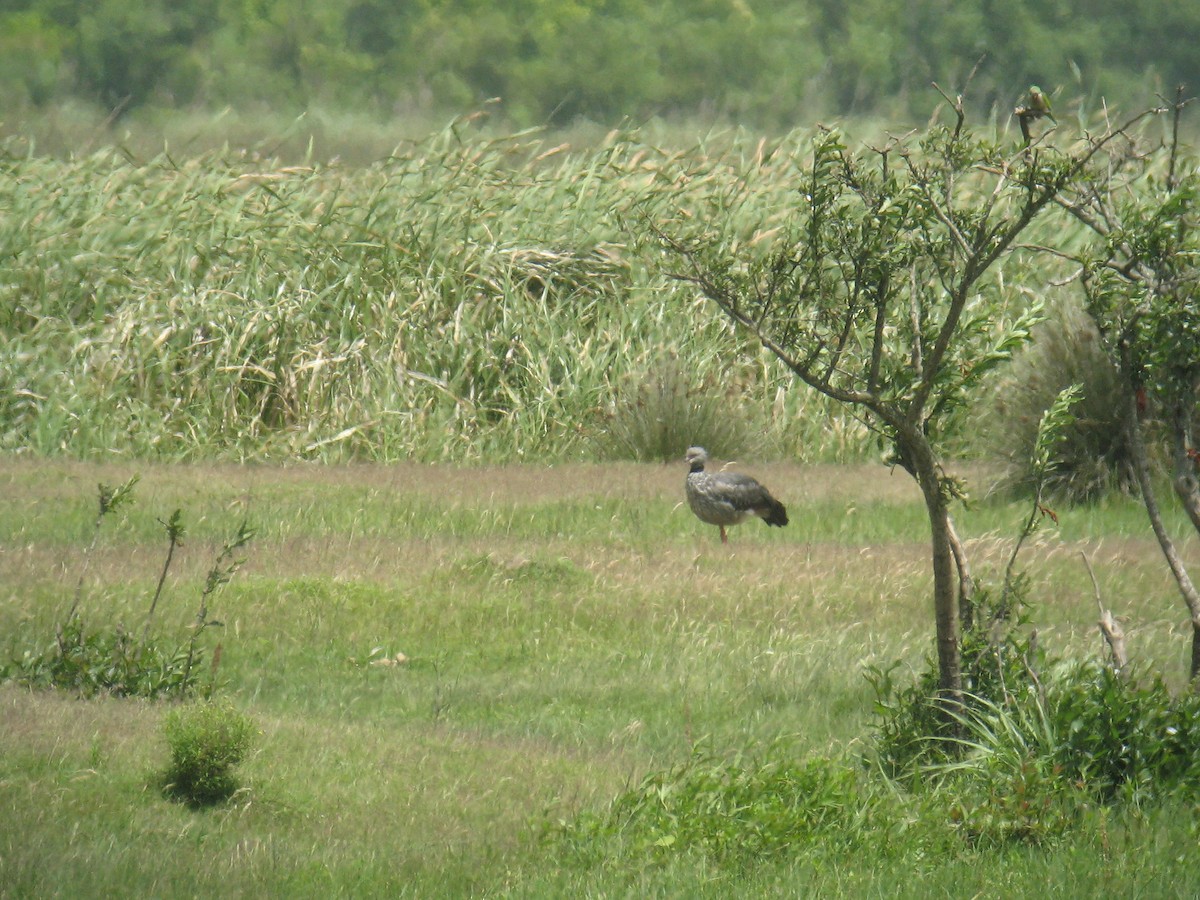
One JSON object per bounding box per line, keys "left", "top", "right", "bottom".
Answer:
{"left": 1169, "top": 378, "right": 1200, "bottom": 535}
{"left": 1122, "top": 365, "right": 1200, "bottom": 686}
{"left": 897, "top": 424, "right": 962, "bottom": 703}
{"left": 1192, "top": 621, "right": 1200, "bottom": 689}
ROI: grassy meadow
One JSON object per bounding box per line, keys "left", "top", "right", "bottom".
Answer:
{"left": 4, "top": 112, "right": 1200, "bottom": 895}
{"left": 3, "top": 457, "right": 1200, "bottom": 897}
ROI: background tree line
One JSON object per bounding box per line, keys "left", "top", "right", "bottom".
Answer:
{"left": 2, "top": 0, "right": 1198, "bottom": 128}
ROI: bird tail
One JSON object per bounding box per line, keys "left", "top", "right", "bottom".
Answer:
{"left": 763, "top": 500, "right": 788, "bottom": 528}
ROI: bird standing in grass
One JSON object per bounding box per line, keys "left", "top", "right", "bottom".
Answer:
{"left": 684, "top": 446, "right": 788, "bottom": 544}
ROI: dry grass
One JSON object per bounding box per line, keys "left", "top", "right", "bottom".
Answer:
{"left": 0, "top": 455, "right": 921, "bottom": 507}
{"left": 3, "top": 457, "right": 1189, "bottom": 631}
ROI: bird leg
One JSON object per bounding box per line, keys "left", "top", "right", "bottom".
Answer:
{"left": 720, "top": 526, "right": 728, "bottom": 544}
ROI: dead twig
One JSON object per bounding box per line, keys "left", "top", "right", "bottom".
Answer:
{"left": 1082, "top": 550, "right": 1128, "bottom": 674}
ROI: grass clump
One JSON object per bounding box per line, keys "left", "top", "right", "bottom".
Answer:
{"left": 552, "top": 745, "right": 870, "bottom": 867}
{"left": 865, "top": 568, "right": 1053, "bottom": 781}
{"left": 980, "top": 297, "right": 1135, "bottom": 502}
{"left": 597, "top": 345, "right": 762, "bottom": 462}
{"left": 162, "top": 699, "right": 256, "bottom": 806}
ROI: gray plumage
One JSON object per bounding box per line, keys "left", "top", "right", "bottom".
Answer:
{"left": 684, "top": 446, "right": 788, "bottom": 544}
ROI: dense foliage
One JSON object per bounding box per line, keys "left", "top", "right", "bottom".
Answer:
{"left": 552, "top": 659, "right": 1200, "bottom": 869}
{"left": 4, "top": 617, "right": 199, "bottom": 698}
{"left": 3, "top": 104, "right": 1194, "bottom": 469}
{"left": 1, "top": 0, "right": 1197, "bottom": 127}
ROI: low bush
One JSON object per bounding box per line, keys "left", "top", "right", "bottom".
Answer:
{"left": 162, "top": 699, "right": 256, "bottom": 806}
{"left": 1048, "top": 663, "right": 1200, "bottom": 803}
{"left": 921, "top": 661, "right": 1200, "bottom": 850}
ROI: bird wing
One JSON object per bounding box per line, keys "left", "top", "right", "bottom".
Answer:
{"left": 708, "top": 472, "right": 777, "bottom": 511}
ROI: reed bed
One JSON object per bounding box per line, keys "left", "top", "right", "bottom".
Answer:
{"left": 2, "top": 124, "right": 869, "bottom": 463}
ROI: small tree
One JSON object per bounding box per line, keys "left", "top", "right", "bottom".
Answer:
{"left": 660, "top": 91, "right": 1151, "bottom": 704}
{"left": 1063, "top": 87, "right": 1200, "bottom": 684}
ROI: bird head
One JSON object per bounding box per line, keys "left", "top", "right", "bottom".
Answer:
{"left": 685, "top": 446, "right": 709, "bottom": 471}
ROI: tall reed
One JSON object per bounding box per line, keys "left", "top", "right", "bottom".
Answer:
{"left": 4, "top": 122, "right": 1077, "bottom": 463}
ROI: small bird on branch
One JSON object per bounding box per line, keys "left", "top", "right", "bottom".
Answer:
{"left": 1015, "top": 84, "right": 1058, "bottom": 143}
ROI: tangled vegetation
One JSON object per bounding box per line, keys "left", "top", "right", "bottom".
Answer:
{"left": 5, "top": 105, "right": 1190, "bottom": 470}
{"left": 1, "top": 123, "right": 872, "bottom": 463}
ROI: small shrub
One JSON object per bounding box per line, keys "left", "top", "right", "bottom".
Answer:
{"left": 163, "top": 700, "right": 256, "bottom": 806}
{"left": 945, "top": 757, "right": 1085, "bottom": 848}
{"left": 1047, "top": 662, "right": 1200, "bottom": 803}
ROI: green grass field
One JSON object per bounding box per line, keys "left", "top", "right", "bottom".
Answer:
{"left": 3, "top": 458, "right": 1198, "bottom": 897}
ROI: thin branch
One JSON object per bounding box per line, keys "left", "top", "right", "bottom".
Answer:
{"left": 1165, "top": 84, "right": 1196, "bottom": 191}
{"left": 868, "top": 277, "right": 889, "bottom": 391}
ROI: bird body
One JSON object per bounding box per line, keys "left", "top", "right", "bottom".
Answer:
{"left": 1027, "top": 85, "right": 1056, "bottom": 122}
{"left": 684, "top": 447, "right": 788, "bottom": 544}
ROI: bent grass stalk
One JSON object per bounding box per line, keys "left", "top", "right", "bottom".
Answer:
{"left": 183, "top": 518, "right": 255, "bottom": 694}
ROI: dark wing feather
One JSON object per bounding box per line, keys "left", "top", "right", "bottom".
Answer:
{"left": 709, "top": 472, "right": 776, "bottom": 511}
